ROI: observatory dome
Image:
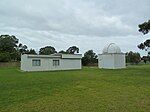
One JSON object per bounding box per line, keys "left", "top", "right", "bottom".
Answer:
{"left": 102, "top": 43, "right": 121, "bottom": 54}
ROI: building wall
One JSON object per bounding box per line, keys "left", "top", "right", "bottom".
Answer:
{"left": 98, "top": 53, "right": 126, "bottom": 69}
{"left": 60, "top": 59, "right": 81, "bottom": 70}
{"left": 98, "top": 54, "right": 114, "bottom": 69}
{"left": 21, "top": 55, "right": 81, "bottom": 72}
{"left": 114, "top": 54, "right": 126, "bottom": 68}
{"left": 21, "top": 55, "right": 30, "bottom": 71}
{"left": 61, "top": 54, "right": 82, "bottom": 59}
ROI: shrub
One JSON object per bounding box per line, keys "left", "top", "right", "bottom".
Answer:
{"left": 0, "top": 52, "right": 11, "bottom": 62}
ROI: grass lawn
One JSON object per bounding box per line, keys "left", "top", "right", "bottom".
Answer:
{"left": 0, "top": 64, "right": 150, "bottom": 112}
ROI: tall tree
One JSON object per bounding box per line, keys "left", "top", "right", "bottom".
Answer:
{"left": 66, "top": 46, "right": 79, "bottom": 54}
{"left": 0, "top": 35, "right": 18, "bottom": 53}
{"left": 39, "top": 46, "right": 57, "bottom": 55}
{"left": 0, "top": 35, "right": 19, "bottom": 62}
{"left": 138, "top": 20, "right": 150, "bottom": 55}
{"left": 82, "top": 50, "right": 98, "bottom": 66}
{"left": 0, "top": 34, "right": 37, "bottom": 62}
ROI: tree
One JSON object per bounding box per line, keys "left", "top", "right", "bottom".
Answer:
{"left": 138, "top": 20, "right": 150, "bottom": 34}
{"left": 39, "top": 46, "right": 57, "bottom": 55}
{"left": 138, "top": 20, "right": 150, "bottom": 55}
{"left": 17, "top": 43, "right": 28, "bottom": 54}
{"left": 66, "top": 46, "right": 79, "bottom": 54}
{"left": 59, "top": 50, "right": 68, "bottom": 54}
{"left": 126, "top": 51, "right": 141, "bottom": 64}
{"left": 138, "top": 39, "right": 150, "bottom": 55}
{"left": 0, "top": 52, "right": 11, "bottom": 62}
{"left": 0, "top": 35, "right": 18, "bottom": 53}
{"left": 82, "top": 50, "right": 98, "bottom": 66}
{"left": 0, "top": 34, "right": 37, "bottom": 62}
{"left": 27, "top": 49, "right": 37, "bottom": 54}
{"left": 141, "top": 56, "right": 150, "bottom": 63}
{"left": 0, "top": 35, "right": 19, "bottom": 62}
{"left": 9, "top": 51, "right": 20, "bottom": 61}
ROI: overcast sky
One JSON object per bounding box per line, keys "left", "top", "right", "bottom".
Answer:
{"left": 0, "top": 0, "right": 150, "bottom": 55}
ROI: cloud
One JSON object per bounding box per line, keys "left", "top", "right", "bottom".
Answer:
{"left": 0, "top": 0, "right": 149, "bottom": 55}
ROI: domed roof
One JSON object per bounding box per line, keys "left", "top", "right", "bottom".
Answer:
{"left": 102, "top": 43, "right": 121, "bottom": 54}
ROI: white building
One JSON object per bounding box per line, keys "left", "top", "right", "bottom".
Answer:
{"left": 98, "top": 43, "right": 126, "bottom": 69}
{"left": 21, "top": 53, "right": 82, "bottom": 72}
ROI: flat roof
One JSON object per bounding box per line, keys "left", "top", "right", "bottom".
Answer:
{"left": 23, "top": 53, "right": 82, "bottom": 59}
{"left": 27, "top": 55, "right": 61, "bottom": 58}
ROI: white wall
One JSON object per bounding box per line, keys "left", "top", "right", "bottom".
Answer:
{"left": 98, "top": 53, "right": 126, "bottom": 69}
{"left": 62, "top": 54, "right": 82, "bottom": 59}
{"left": 21, "top": 54, "right": 81, "bottom": 72}
{"left": 114, "top": 54, "right": 126, "bottom": 68}
{"left": 98, "top": 54, "right": 114, "bottom": 69}
{"left": 60, "top": 59, "right": 81, "bottom": 70}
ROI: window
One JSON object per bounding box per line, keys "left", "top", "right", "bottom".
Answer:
{"left": 53, "top": 60, "right": 60, "bottom": 66}
{"left": 32, "top": 59, "right": 41, "bottom": 66}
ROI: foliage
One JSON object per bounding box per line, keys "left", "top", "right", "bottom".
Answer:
{"left": 26, "top": 49, "right": 37, "bottom": 55}
{"left": 82, "top": 50, "right": 98, "bottom": 66}
{"left": 0, "top": 35, "right": 79, "bottom": 62}
{"left": 58, "top": 50, "right": 68, "bottom": 54}
{"left": 39, "top": 46, "right": 57, "bottom": 55}
{"left": 0, "top": 35, "right": 37, "bottom": 62}
{"left": 0, "top": 65, "right": 150, "bottom": 112}
{"left": 17, "top": 43, "right": 28, "bottom": 54}
{"left": 138, "top": 20, "right": 150, "bottom": 55}
{"left": 141, "top": 56, "right": 150, "bottom": 63}
{"left": 138, "top": 39, "right": 150, "bottom": 55}
{"left": 9, "top": 51, "right": 20, "bottom": 61}
{"left": 59, "top": 46, "right": 79, "bottom": 54}
{"left": 0, "top": 35, "right": 19, "bottom": 62}
{"left": 0, "top": 35, "right": 18, "bottom": 53}
{"left": 66, "top": 46, "right": 79, "bottom": 54}
{"left": 126, "top": 51, "right": 141, "bottom": 64}
{"left": 138, "top": 20, "right": 150, "bottom": 34}
{"left": 0, "top": 52, "right": 11, "bottom": 62}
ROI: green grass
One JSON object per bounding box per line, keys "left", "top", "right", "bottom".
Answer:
{"left": 0, "top": 65, "right": 150, "bottom": 112}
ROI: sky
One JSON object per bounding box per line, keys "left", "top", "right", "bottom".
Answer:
{"left": 0, "top": 0, "right": 150, "bottom": 55}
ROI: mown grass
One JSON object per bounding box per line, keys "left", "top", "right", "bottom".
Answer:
{"left": 0, "top": 64, "right": 150, "bottom": 112}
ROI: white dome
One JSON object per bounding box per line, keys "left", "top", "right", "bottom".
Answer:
{"left": 102, "top": 43, "right": 121, "bottom": 54}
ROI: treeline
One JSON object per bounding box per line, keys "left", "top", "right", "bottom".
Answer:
{"left": 0, "top": 35, "right": 80, "bottom": 62}
{"left": 0, "top": 35, "right": 98, "bottom": 65}
{"left": 126, "top": 51, "right": 141, "bottom": 64}
{"left": 1, "top": 34, "right": 149, "bottom": 65}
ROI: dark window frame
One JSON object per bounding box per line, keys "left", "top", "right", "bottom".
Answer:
{"left": 53, "top": 60, "right": 60, "bottom": 66}
{"left": 32, "top": 59, "right": 41, "bottom": 66}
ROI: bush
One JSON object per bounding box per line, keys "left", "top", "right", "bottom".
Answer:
{"left": 0, "top": 52, "right": 11, "bottom": 62}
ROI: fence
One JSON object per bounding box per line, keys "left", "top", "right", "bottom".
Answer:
{"left": 0, "top": 62, "right": 20, "bottom": 68}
